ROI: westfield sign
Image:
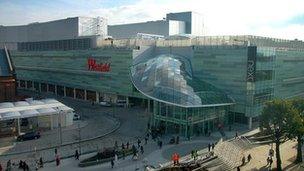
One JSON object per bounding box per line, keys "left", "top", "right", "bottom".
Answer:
{"left": 87, "top": 58, "right": 110, "bottom": 72}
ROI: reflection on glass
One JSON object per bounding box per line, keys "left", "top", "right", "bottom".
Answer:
{"left": 131, "top": 54, "right": 234, "bottom": 107}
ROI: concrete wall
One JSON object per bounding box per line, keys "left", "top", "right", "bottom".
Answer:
{"left": 166, "top": 11, "right": 204, "bottom": 36}
{"left": 0, "top": 17, "right": 107, "bottom": 43}
{"left": 108, "top": 20, "right": 170, "bottom": 39}
{"left": 166, "top": 12, "right": 192, "bottom": 34}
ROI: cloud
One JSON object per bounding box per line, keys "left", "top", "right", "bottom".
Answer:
{"left": 1, "top": 0, "right": 304, "bottom": 40}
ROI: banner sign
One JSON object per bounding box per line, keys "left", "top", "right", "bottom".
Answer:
{"left": 87, "top": 57, "right": 110, "bottom": 72}
{"left": 247, "top": 46, "right": 257, "bottom": 82}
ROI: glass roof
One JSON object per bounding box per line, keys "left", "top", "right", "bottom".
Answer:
{"left": 131, "top": 54, "right": 234, "bottom": 108}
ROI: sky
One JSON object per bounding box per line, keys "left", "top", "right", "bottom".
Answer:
{"left": 1, "top": 0, "right": 304, "bottom": 40}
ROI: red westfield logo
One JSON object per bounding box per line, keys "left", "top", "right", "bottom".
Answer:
{"left": 87, "top": 58, "right": 110, "bottom": 72}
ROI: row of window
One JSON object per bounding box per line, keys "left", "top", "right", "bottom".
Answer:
{"left": 17, "top": 38, "right": 91, "bottom": 51}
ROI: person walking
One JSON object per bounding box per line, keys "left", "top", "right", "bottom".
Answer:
{"left": 75, "top": 150, "right": 79, "bottom": 160}
{"left": 212, "top": 143, "right": 215, "bottom": 150}
{"left": 24, "top": 162, "right": 29, "bottom": 171}
{"left": 145, "top": 137, "right": 148, "bottom": 145}
{"left": 6, "top": 160, "right": 11, "bottom": 171}
{"left": 247, "top": 154, "right": 252, "bottom": 162}
{"left": 208, "top": 143, "right": 211, "bottom": 152}
{"left": 111, "top": 159, "right": 114, "bottom": 168}
{"left": 140, "top": 146, "right": 144, "bottom": 154}
{"left": 269, "top": 157, "right": 273, "bottom": 169}
{"left": 172, "top": 153, "right": 180, "bottom": 165}
{"left": 121, "top": 143, "right": 125, "bottom": 150}
{"left": 176, "top": 136, "right": 179, "bottom": 144}
{"left": 159, "top": 140, "right": 163, "bottom": 149}
{"left": 137, "top": 138, "right": 141, "bottom": 148}
{"left": 55, "top": 154, "right": 60, "bottom": 166}
{"left": 39, "top": 157, "right": 43, "bottom": 168}
{"left": 114, "top": 141, "right": 118, "bottom": 149}
{"left": 126, "top": 141, "right": 130, "bottom": 149}
{"left": 114, "top": 153, "right": 118, "bottom": 162}
{"left": 242, "top": 156, "right": 246, "bottom": 166}
{"left": 266, "top": 156, "right": 270, "bottom": 166}
{"left": 122, "top": 149, "right": 126, "bottom": 160}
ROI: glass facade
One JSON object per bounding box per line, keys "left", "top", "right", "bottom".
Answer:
{"left": 131, "top": 52, "right": 234, "bottom": 137}
{"left": 131, "top": 54, "right": 234, "bottom": 107}
{"left": 10, "top": 35, "right": 304, "bottom": 136}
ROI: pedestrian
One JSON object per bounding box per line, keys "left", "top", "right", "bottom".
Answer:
{"left": 242, "top": 156, "right": 245, "bottom": 166}
{"left": 39, "top": 157, "right": 43, "bottom": 168}
{"left": 266, "top": 156, "right": 270, "bottom": 166}
{"left": 19, "top": 160, "right": 23, "bottom": 169}
{"left": 145, "top": 136, "right": 148, "bottom": 145}
{"left": 172, "top": 153, "right": 180, "bottom": 165}
{"left": 24, "top": 162, "right": 29, "bottom": 171}
{"left": 235, "top": 131, "right": 238, "bottom": 139}
{"left": 132, "top": 145, "right": 137, "bottom": 158}
{"left": 140, "top": 145, "right": 144, "bottom": 154}
{"left": 111, "top": 159, "right": 114, "bottom": 168}
{"left": 269, "top": 157, "right": 273, "bottom": 168}
{"left": 75, "top": 150, "right": 79, "bottom": 160}
{"left": 121, "top": 143, "right": 125, "bottom": 150}
{"left": 6, "top": 160, "right": 11, "bottom": 171}
{"left": 35, "top": 161, "right": 39, "bottom": 171}
{"left": 194, "top": 150, "right": 198, "bottom": 160}
{"left": 191, "top": 150, "right": 195, "bottom": 159}
{"left": 176, "top": 136, "right": 179, "bottom": 144}
{"left": 208, "top": 143, "right": 211, "bottom": 152}
{"left": 56, "top": 155, "right": 60, "bottom": 166}
{"left": 159, "top": 140, "right": 163, "bottom": 149}
{"left": 122, "top": 149, "right": 126, "bottom": 160}
{"left": 247, "top": 154, "right": 252, "bottom": 162}
{"left": 114, "top": 141, "right": 118, "bottom": 149}
{"left": 54, "top": 148, "right": 57, "bottom": 155}
{"left": 127, "top": 141, "right": 130, "bottom": 149}
{"left": 137, "top": 138, "right": 141, "bottom": 148}
{"left": 114, "top": 153, "right": 118, "bottom": 162}
{"left": 211, "top": 143, "right": 215, "bottom": 150}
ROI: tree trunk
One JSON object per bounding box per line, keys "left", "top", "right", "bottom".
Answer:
{"left": 296, "top": 135, "right": 303, "bottom": 163}
{"left": 275, "top": 140, "right": 282, "bottom": 171}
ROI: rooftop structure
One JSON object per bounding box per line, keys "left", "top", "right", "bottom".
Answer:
{"left": 0, "top": 16, "right": 107, "bottom": 43}
{"left": 108, "top": 11, "right": 204, "bottom": 39}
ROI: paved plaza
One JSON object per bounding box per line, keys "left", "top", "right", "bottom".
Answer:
{"left": 0, "top": 91, "right": 149, "bottom": 170}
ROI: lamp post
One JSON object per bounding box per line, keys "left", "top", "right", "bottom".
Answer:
{"left": 78, "top": 120, "right": 81, "bottom": 155}
{"left": 57, "top": 108, "right": 63, "bottom": 145}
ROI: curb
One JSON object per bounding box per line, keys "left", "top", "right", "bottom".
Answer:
{"left": 0, "top": 114, "right": 121, "bottom": 158}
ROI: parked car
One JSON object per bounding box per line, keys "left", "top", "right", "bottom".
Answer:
{"left": 73, "top": 113, "right": 81, "bottom": 120}
{"left": 17, "top": 131, "right": 40, "bottom": 141}
{"left": 99, "top": 101, "right": 111, "bottom": 107}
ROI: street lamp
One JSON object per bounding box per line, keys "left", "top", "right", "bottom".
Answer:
{"left": 78, "top": 112, "right": 81, "bottom": 155}
{"left": 56, "top": 108, "right": 63, "bottom": 145}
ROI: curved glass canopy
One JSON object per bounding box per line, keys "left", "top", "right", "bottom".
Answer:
{"left": 131, "top": 54, "right": 234, "bottom": 108}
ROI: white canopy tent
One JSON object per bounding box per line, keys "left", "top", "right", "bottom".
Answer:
{"left": 0, "top": 99, "right": 74, "bottom": 121}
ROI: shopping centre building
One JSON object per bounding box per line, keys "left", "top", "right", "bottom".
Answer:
{"left": 6, "top": 35, "right": 303, "bottom": 137}
{"left": 1, "top": 12, "right": 304, "bottom": 137}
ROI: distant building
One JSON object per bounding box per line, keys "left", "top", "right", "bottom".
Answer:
{"left": 0, "top": 16, "right": 107, "bottom": 44}
{"left": 108, "top": 11, "right": 204, "bottom": 39}
{"left": 0, "top": 47, "right": 16, "bottom": 102}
